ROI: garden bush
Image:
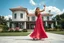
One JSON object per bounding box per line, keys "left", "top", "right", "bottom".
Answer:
{"left": 22, "top": 29, "right": 27, "bottom": 32}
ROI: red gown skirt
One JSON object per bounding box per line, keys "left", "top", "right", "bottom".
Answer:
{"left": 30, "top": 14, "right": 48, "bottom": 39}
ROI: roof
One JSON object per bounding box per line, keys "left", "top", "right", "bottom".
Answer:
{"left": 27, "top": 13, "right": 53, "bottom": 16}
{"left": 10, "top": 6, "right": 27, "bottom": 12}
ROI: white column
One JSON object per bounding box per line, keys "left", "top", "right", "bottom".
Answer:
{"left": 45, "top": 21, "right": 48, "bottom": 26}
{"left": 51, "top": 23, "right": 54, "bottom": 29}
{"left": 24, "top": 22, "right": 26, "bottom": 29}
{"left": 56, "top": 21, "right": 58, "bottom": 26}
{"left": 7, "top": 22, "right": 10, "bottom": 27}
{"left": 11, "top": 23, "right": 15, "bottom": 31}
{"left": 12, "top": 23, "right": 14, "bottom": 28}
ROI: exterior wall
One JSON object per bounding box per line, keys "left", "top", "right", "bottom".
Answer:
{"left": 43, "top": 16, "right": 52, "bottom": 21}
{"left": 27, "top": 16, "right": 52, "bottom": 21}
{"left": 49, "top": 16, "right": 52, "bottom": 21}
{"left": 43, "top": 16, "right": 47, "bottom": 21}
{"left": 12, "top": 11, "right": 27, "bottom": 21}
{"left": 28, "top": 16, "right": 37, "bottom": 21}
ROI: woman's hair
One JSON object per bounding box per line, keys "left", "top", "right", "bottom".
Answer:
{"left": 35, "top": 7, "right": 40, "bottom": 16}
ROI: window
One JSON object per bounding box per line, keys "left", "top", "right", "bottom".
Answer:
{"left": 43, "top": 16, "right": 47, "bottom": 21}
{"left": 32, "top": 16, "right": 35, "bottom": 21}
{"left": 28, "top": 17, "right": 29, "bottom": 21}
{"left": 20, "top": 13, "right": 23, "bottom": 18}
{"left": 14, "top": 13, "right": 17, "bottom": 19}
{"left": 47, "top": 16, "right": 49, "bottom": 20}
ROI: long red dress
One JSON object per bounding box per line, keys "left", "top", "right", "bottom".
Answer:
{"left": 30, "top": 13, "right": 48, "bottom": 39}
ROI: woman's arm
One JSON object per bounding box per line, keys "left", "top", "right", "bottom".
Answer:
{"left": 40, "top": 5, "right": 46, "bottom": 12}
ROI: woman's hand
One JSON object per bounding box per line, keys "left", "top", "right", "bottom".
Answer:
{"left": 43, "top": 5, "right": 46, "bottom": 11}
{"left": 43, "top": 5, "right": 46, "bottom": 7}
{"left": 40, "top": 5, "right": 46, "bottom": 12}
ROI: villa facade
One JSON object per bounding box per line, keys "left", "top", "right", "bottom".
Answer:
{"left": 7, "top": 6, "right": 54, "bottom": 29}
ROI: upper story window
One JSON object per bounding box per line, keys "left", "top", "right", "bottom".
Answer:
{"left": 28, "top": 17, "right": 29, "bottom": 21}
{"left": 14, "top": 13, "right": 17, "bottom": 19}
{"left": 20, "top": 13, "right": 23, "bottom": 18}
{"left": 32, "top": 16, "right": 35, "bottom": 21}
{"left": 47, "top": 16, "right": 49, "bottom": 20}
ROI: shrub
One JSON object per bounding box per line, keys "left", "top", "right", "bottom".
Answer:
{"left": 44, "top": 26, "right": 49, "bottom": 30}
{"left": 2, "top": 25, "right": 9, "bottom": 32}
{"left": 22, "top": 29, "right": 27, "bottom": 32}
{"left": 0, "top": 25, "right": 3, "bottom": 32}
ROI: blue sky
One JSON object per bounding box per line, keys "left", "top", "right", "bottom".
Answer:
{"left": 0, "top": 0, "right": 64, "bottom": 17}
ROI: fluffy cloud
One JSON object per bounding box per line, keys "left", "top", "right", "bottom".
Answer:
{"left": 30, "top": 0, "right": 37, "bottom": 6}
{"left": 4, "top": 15, "right": 12, "bottom": 20}
{"left": 45, "top": 6, "right": 62, "bottom": 14}
{"left": 28, "top": 8, "right": 36, "bottom": 14}
{"left": 28, "top": 6, "right": 64, "bottom": 17}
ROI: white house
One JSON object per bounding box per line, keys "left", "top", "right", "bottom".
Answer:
{"left": 7, "top": 6, "right": 54, "bottom": 30}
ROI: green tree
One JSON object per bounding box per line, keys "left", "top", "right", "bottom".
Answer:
{"left": 60, "top": 13, "right": 64, "bottom": 29}
{"left": 53, "top": 13, "right": 64, "bottom": 30}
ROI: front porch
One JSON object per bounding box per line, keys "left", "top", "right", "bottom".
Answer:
{"left": 7, "top": 21, "right": 54, "bottom": 30}
{"left": 7, "top": 21, "right": 26, "bottom": 31}
{"left": 26, "top": 21, "right": 54, "bottom": 29}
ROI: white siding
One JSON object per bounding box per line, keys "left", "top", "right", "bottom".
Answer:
{"left": 29, "top": 16, "right": 37, "bottom": 21}
{"left": 49, "top": 16, "right": 52, "bottom": 20}
{"left": 12, "top": 11, "right": 27, "bottom": 21}
{"left": 43, "top": 16, "right": 47, "bottom": 21}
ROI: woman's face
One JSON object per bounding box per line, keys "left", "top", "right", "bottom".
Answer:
{"left": 35, "top": 7, "right": 40, "bottom": 16}
{"left": 36, "top": 7, "right": 40, "bottom": 11}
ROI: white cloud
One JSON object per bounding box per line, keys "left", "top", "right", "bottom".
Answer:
{"left": 4, "top": 15, "right": 12, "bottom": 20}
{"left": 45, "top": 6, "right": 61, "bottom": 14}
{"left": 28, "top": 8, "right": 36, "bottom": 14}
{"left": 62, "top": 9, "right": 64, "bottom": 13}
{"left": 45, "top": 6, "right": 64, "bottom": 17}
{"left": 28, "top": 6, "right": 64, "bottom": 17}
{"left": 30, "top": 0, "right": 37, "bottom": 6}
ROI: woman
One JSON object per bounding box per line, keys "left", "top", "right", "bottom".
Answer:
{"left": 27, "top": 5, "right": 48, "bottom": 40}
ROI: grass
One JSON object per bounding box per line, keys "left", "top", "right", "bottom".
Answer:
{"left": 47, "top": 31, "right": 64, "bottom": 35}
{"left": 0, "top": 29, "right": 64, "bottom": 36}
{"left": 0, "top": 32, "right": 30, "bottom": 36}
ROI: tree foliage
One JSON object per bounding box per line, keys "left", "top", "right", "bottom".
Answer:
{"left": 53, "top": 13, "right": 64, "bottom": 29}
{"left": 0, "top": 16, "right": 7, "bottom": 25}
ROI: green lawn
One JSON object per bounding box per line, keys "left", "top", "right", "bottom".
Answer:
{"left": 0, "top": 29, "right": 64, "bottom": 36}
{"left": 47, "top": 31, "right": 64, "bottom": 35}
{"left": 0, "top": 32, "right": 30, "bottom": 36}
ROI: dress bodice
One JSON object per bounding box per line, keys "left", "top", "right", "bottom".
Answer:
{"left": 37, "top": 13, "right": 41, "bottom": 17}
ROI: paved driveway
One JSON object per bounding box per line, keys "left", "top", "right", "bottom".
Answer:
{"left": 0, "top": 32, "right": 64, "bottom": 43}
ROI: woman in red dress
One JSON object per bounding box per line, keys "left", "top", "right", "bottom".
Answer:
{"left": 27, "top": 5, "right": 48, "bottom": 40}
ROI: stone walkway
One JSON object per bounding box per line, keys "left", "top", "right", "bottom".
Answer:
{"left": 0, "top": 32, "right": 64, "bottom": 43}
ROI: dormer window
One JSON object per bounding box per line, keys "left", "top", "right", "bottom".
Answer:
{"left": 14, "top": 13, "right": 17, "bottom": 19}
{"left": 20, "top": 13, "right": 23, "bottom": 18}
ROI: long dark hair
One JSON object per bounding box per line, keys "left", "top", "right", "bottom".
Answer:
{"left": 35, "top": 7, "right": 39, "bottom": 16}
